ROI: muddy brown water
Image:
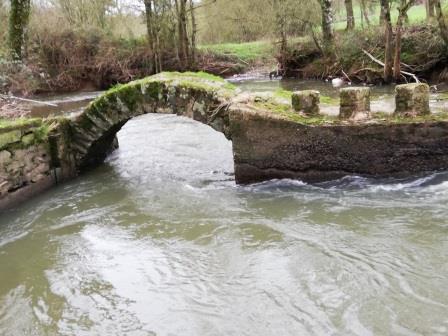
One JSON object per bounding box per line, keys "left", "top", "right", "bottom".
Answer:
{"left": 1, "top": 79, "right": 447, "bottom": 335}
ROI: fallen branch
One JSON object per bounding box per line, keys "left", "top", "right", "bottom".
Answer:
{"left": 361, "top": 49, "right": 420, "bottom": 83}
{"left": 341, "top": 69, "right": 352, "bottom": 83}
{"left": 0, "top": 94, "right": 58, "bottom": 107}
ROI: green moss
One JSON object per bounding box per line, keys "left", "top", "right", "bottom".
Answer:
{"left": 0, "top": 130, "right": 22, "bottom": 148}
{"left": 274, "top": 89, "right": 293, "bottom": 100}
{"left": 0, "top": 117, "right": 53, "bottom": 149}
{"left": 320, "top": 95, "right": 339, "bottom": 105}
{"left": 143, "top": 81, "right": 163, "bottom": 99}
{"left": 0, "top": 118, "right": 42, "bottom": 131}
{"left": 372, "top": 111, "right": 448, "bottom": 124}
{"left": 253, "top": 101, "right": 335, "bottom": 125}
{"left": 33, "top": 123, "right": 51, "bottom": 143}
{"left": 150, "top": 71, "right": 236, "bottom": 91}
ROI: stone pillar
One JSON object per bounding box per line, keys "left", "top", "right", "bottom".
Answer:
{"left": 292, "top": 90, "right": 320, "bottom": 116}
{"left": 395, "top": 83, "right": 430, "bottom": 117}
{"left": 339, "top": 87, "right": 370, "bottom": 120}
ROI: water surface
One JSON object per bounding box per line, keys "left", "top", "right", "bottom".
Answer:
{"left": 2, "top": 76, "right": 448, "bottom": 335}
{"left": 1, "top": 113, "right": 448, "bottom": 335}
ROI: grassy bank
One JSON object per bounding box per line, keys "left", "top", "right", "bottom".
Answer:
{"left": 199, "top": 41, "right": 274, "bottom": 63}
{"left": 333, "top": 4, "right": 427, "bottom": 30}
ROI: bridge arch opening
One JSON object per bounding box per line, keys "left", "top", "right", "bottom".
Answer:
{"left": 70, "top": 73, "right": 236, "bottom": 173}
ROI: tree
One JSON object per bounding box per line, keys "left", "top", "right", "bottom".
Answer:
{"left": 345, "top": 0, "right": 355, "bottom": 30}
{"left": 189, "top": 0, "right": 197, "bottom": 66}
{"left": 318, "top": 0, "right": 335, "bottom": 57}
{"left": 360, "top": 0, "right": 371, "bottom": 27}
{"left": 144, "top": 0, "right": 161, "bottom": 73}
{"left": 51, "top": 0, "right": 114, "bottom": 29}
{"left": 426, "top": 0, "right": 435, "bottom": 21}
{"left": 9, "top": 0, "right": 31, "bottom": 60}
{"left": 393, "top": 0, "right": 415, "bottom": 81}
{"left": 175, "top": 0, "right": 190, "bottom": 70}
{"left": 435, "top": 0, "right": 448, "bottom": 47}
{"left": 380, "top": 0, "right": 393, "bottom": 82}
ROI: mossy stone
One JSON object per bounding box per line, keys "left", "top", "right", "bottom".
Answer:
{"left": 0, "top": 130, "right": 22, "bottom": 149}
{"left": 339, "top": 87, "right": 371, "bottom": 120}
{"left": 395, "top": 83, "right": 430, "bottom": 117}
{"left": 292, "top": 90, "right": 320, "bottom": 116}
{"left": 21, "top": 133, "right": 35, "bottom": 146}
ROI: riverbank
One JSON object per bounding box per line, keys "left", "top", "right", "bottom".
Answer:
{"left": 281, "top": 25, "right": 447, "bottom": 84}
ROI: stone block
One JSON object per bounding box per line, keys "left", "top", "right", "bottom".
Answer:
{"left": 0, "top": 130, "right": 22, "bottom": 149}
{"left": 292, "top": 90, "right": 320, "bottom": 116}
{"left": 395, "top": 83, "right": 430, "bottom": 117}
{"left": 339, "top": 87, "right": 371, "bottom": 120}
{"left": 21, "top": 133, "right": 35, "bottom": 146}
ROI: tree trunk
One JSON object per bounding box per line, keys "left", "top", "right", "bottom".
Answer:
{"left": 381, "top": 0, "right": 393, "bottom": 83}
{"left": 175, "top": 0, "right": 190, "bottom": 70}
{"left": 380, "top": 3, "right": 386, "bottom": 24}
{"left": 8, "top": 0, "right": 31, "bottom": 60}
{"left": 360, "top": 0, "right": 371, "bottom": 26}
{"left": 345, "top": 0, "right": 355, "bottom": 30}
{"left": 426, "top": 0, "right": 435, "bottom": 21}
{"left": 319, "top": 0, "right": 335, "bottom": 57}
{"left": 393, "top": 14, "right": 405, "bottom": 81}
{"left": 393, "top": 0, "right": 415, "bottom": 81}
{"left": 189, "top": 0, "right": 197, "bottom": 67}
{"left": 435, "top": 0, "right": 448, "bottom": 47}
{"left": 144, "top": 0, "right": 162, "bottom": 73}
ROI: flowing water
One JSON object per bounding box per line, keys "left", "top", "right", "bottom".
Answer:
{"left": 1, "top": 79, "right": 448, "bottom": 335}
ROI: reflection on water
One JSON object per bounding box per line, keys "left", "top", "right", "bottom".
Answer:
{"left": 1, "top": 112, "right": 448, "bottom": 335}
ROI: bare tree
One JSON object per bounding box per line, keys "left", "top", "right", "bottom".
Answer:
{"left": 175, "top": 0, "right": 190, "bottom": 70}
{"left": 426, "top": 0, "right": 435, "bottom": 21}
{"left": 51, "top": 0, "right": 114, "bottom": 29}
{"left": 318, "top": 0, "right": 335, "bottom": 57}
{"left": 380, "top": 0, "right": 393, "bottom": 82}
{"left": 393, "top": 0, "right": 415, "bottom": 81}
{"left": 9, "top": 0, "right": 31, "bottom": 60}
{"left": 435, "top": 0, "right": 448, "bottom": 47}
{"left": 189, "top": 0, "right": 197, "bottom": 66}
{"left": 345, "top": 0, "right": 355, "bottom": 30}
{"left": 360, "top": 0, "right": 371, "bottom": 26}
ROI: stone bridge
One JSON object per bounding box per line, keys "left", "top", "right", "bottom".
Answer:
{"left": 2, "top": 71, "right": 448, "bottom": 210}
{"left": 70, "top": 72, "right": 236, "bottom": 171}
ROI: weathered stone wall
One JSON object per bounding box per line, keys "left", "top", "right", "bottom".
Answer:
{"left": 2, "top": 73, "right": 448, "bottom": 209}
{"left": 230, "top": 107, "right": 448, "bottom": 184}
{"left": 0, "top": 120, "right": 76, "bottom": 211}
{"left": 0, "top": 122, "right": 53, "bottom": 210}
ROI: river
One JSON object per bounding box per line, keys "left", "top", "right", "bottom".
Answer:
{"left": 0, "top": 78, "right": 447, "bottom": 335}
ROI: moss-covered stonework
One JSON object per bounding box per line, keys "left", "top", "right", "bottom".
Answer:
{"left": 229, "top": 107, "right": 448, "bottom": 184}
{"left": 395, "top": 83, "right": 430, "bottom": 117}
{"left": 3, "top": 72, "right": 448, "bottom": 209}
{"left": 0, "top": 118, "right": 76, "bottom": 210}
{"left": 70, "top": 72, "right": 236, "bottom": 170}
{"left": 291, "top": 90, "right": 320, "bottom": 116}
{"left": 339, "top": 87, "right": 370, "bottom": 120}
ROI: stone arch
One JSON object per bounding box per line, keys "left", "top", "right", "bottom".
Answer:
{"left": 70, "top": 72, "right": 236, "bottom": 172}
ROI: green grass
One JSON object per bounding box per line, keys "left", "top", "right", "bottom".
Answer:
{"left": 152, "top": 71, "right": 237, "bottom": 91}
{"left": 199, "top": 41, "right": 273, "bottom": 63}
{"left": 334, "top": 4, "right": 427, "bottom": 30}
